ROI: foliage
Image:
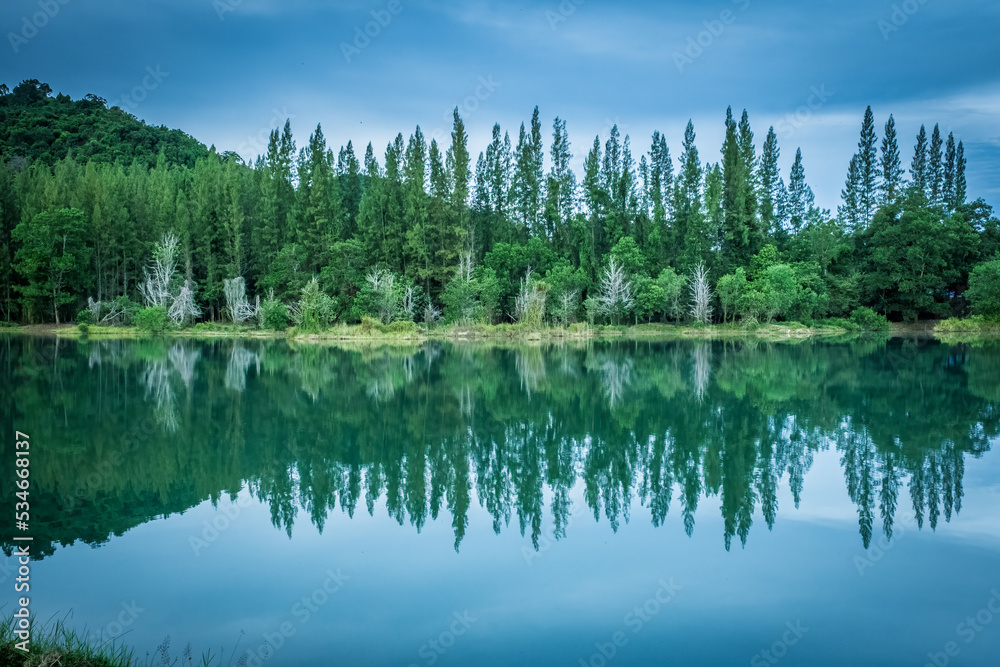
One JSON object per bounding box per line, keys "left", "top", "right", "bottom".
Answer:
{"left": 12, "top": 208, "right": 91, "bottom": 324}
{"left": 850, "top": 306, "right": 890, "bottom": 331}
{"left": 0, "top": 86, "right": 997, "bottom": 330}
{"left": 0, "top": 79, "right": 208, "bottom": 168}
{"left": 259, "top": 292, "right": 290, "bottom": 331}
{"left": 442, "top": 253, "right": 479, "bottom": 324}
{"left": 134, "top": 305, "right": 169, "bottom": 333}
{"left": 293, "top": 277, "right": 337, "bottom": 333}
{"left": 965, "top": 260, "right": 1000, "bottom": 320}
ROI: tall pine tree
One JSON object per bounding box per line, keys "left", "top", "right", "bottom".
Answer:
{"left": 880, "top": 115, "right": 903, "bottom": 207}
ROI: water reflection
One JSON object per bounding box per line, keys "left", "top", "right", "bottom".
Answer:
{"left": 2, "top": 335, "right": 995, "bottom": 559}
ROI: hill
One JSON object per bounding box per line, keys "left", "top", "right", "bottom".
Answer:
{"left": 0, "top": 79, "right": 209, "bottom": 169}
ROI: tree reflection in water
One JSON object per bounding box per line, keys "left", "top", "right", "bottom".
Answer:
{"left": 2, "top": 336, "right": 995, "bottom": 559}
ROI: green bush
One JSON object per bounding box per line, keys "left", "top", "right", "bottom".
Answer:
{"left": 260, "top": 299, "right": 289, "bottom": 331}
{"left": 77, "top": 323, "right": 89, "bottom": 334}
{"left": 134, "top": 306, "right": 169, "bottom": 334}
{"left": 360, "top": 316, "right": 384, "bottom": 334}
{"left": 850, "top": 306, "right": 890, "bottom": 331}
{"left": 297, "top": 278, "right": 337, "bottom": 333}
{"left": 822, "top": 317, "right": 860, "bottom": 331}
{"left": 76, "top": 308, "right": 95, "bottom": 325}
{"left": 966, "top": 260, "right": 1000, "bottom": 320}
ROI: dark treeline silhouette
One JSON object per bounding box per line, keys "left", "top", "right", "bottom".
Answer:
{"left": 2, "top": 81, "right": 999, "bottom": 327}
{"left": 2, "top": 336, "right": 995, "bottom": 558}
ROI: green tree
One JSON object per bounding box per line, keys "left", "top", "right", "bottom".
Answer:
{"left": 910, "top": 125, "right": 928, "bottom": 198}
{"left": 965, "top": 260, "right": 1000, "bottom": 319}
{"left": 758, "top": 127, "right": 781, "bottom": 240}
{"left": 856, "top": 106, "right": 879, "bottom": 225}
{"left": 880, "top": 115, "right": 903, "bottom": 208}
{"left": 674, "top": 120, "right": 707, "bottom": 272}
{"left": 13, "top": 207, "right": 92, "bottom": 323}
{"left": 861, "top": 195, "right": 951, "bottom": 321}
{"left": 927, "top": 124, "right": 944, "bottom": 207}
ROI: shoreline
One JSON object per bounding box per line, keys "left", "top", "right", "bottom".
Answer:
{"left": 3, "top": 321, "right": 991, "bottom": 342}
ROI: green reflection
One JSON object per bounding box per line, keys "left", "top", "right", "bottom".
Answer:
{"left": 2, "top": 335, "right": 995, "bottom": 558}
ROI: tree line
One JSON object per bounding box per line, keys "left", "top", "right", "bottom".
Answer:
{"left": 2, "top": 80, "right": 999, "bottom": 327}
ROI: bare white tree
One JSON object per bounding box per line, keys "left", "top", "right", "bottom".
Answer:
{"left": 401, "top": 286, "right": 417, "bottom": 321}
{"left": 689, "top": 263, "right": 714, "bottom": 325}
{"left": 513, "top": 268, "right": 547, "bottom": 325}
{"left": 167, "top": 280, "right": 201, "bottom": 326}
{"left": 423, "top": 302, "right": 441, "bottom": 324}
{"left": 140, "top": 232, "right": 180, "bottom": 307}
{"left": 551, "top": 289, "right": 580, "bottom": 325}
{"left": 224, "top": 277, "right": 259, "bottom": 324}
{"left": 100, "top": 299, "right": 128, "bottom": 325}
{"left": 87, "top": 297, "right": 101, "bottom": 321}
{"left": 595, "top": 258, "right": 634, "bottom": 324}
{"left": 457, "top": 251, "right": 474, "bottom": 283}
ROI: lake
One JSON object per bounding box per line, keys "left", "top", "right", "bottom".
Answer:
{"left": 3, "top": 335, "right": 1000, "bottom": 666}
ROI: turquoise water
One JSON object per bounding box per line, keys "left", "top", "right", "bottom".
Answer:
{"left": 3, "top": 336, "right": 999, "bottom": 666}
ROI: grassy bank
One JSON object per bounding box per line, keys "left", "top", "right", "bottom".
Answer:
{"left": 0, "top": 613, "right": 228, "bottom": 667}
{"left": 0, "top": 319, "right": 877, "bottom": 342}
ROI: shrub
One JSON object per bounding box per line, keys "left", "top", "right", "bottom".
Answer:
{"left": 966, "top": 260, "right": 1000, "bottom": 320}
{"left": 260, "top": 298, "right": 289, "bottom": 331}
{"left": 850, "top": 306, "right": 890, "bottom": 331}
{"left": 386, "top": 320, "right": 417, "bottom": 334}
{"left": 76, "top": 308, "right": 95, "bottom": 325}
{"left": 77, "top": 323, "right": 89, "bottom": 334}
{"left": 360, "top": 315, "right": 384, "bottom": 334}
{"left": 134, "top": 306, "right": 169, "bottom": 334}
{"left": 295, "top": 278, "right": 337, "bottom": 333}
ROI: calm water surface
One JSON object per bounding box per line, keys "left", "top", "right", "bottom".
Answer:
{"left": 3, "top": 335, "right": 1000, "bottom": 666}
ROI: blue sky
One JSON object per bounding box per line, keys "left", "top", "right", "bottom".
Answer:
{"left": 3, "top": 0, "right": 999, "bottom": 213}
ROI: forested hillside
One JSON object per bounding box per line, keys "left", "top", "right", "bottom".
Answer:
{"left": 0, "top": 79, "right": 208, "bottom": 168}
{"left": 1, "top": 79, "right": 998, "bottom": 327}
